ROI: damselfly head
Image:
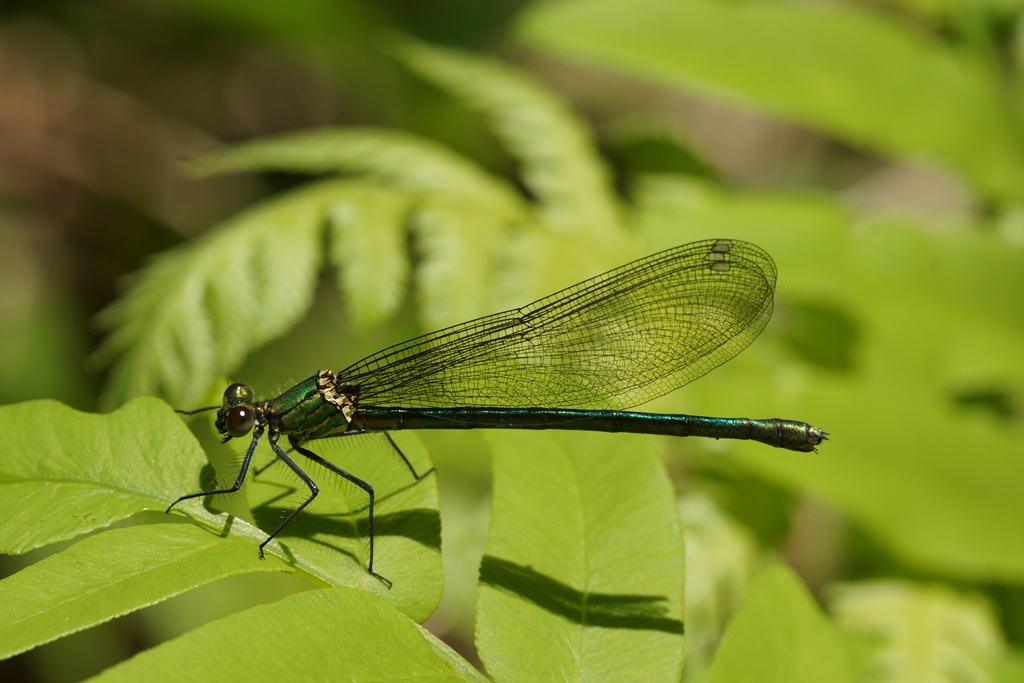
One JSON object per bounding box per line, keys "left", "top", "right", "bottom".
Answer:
{"left": 214, "top": 382, "right": 256, "bottom": 442}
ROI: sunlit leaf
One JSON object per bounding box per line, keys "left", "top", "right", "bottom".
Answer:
{"left": 95, "top": 182, "right": 338, "bottom": 407}
{"left": 830, "top": 581, "right": 1004, "bottom": 683}
{"left": 677, "top": 493, "right": 758, "bottom": 674}
{"left": 0, "top": 524, "right": 291, "bottom": 660}
{"left": 187, "top": 127, "right": 525, "bottom": 217}
{"left": 476, "top": 432, "right": 685, "bottom": 681}
{"left": 391, "top": 37, "right": 625, "bottom": 238}
{"left": 327, "top": 184, "right": 413, "bottom": 329}
{"left": 0, "top": 398, "right": 209, "bottom": 553}
{"left": 412, "top": 200, "right": 506, "bottom": 327}
{"left": 0, "top": 398, "right": 442, "bottom": 624}
{"left": 88, "top": 588, "right": 484, "bottom": 682}
{"left": 518, "top": 0, "right": 1024, "bottom": 201}
{"left": 705, "top": 562, "right": 848, "bottom": 683}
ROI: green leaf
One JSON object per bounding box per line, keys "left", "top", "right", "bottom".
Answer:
{"left": 412, "top": 200, "right": 507, "bottom": 327}
{"left": 0, "top": 524, "right": 291, "bottom": 660}
{"left": 418, "top": 621, "right": 491, "bottom": 683}
{"left": 0, "top": 398, "right": 442, "bottom": 622}
{"left": 517, "top": 0, "right": 1024, "bottom": 201}
{"left": 326, "top": 184, "right": 413, "bottom": 329}
{"left": 746, "top": 375, "right": 1024, "bottom": 580}
{"left": 676, "top": 494, "right": 758, "bottom": 673}
{"left": 87, "top": 587, "right": 483, "bottom": 682}
{"left": 830, "top": 581, "right": 1005, "bottom": 683}
{"left": 187, "top": 127, "right": 525, "bottom": 218}
{"left": 993, "top": 649, "right": 1024, "bottom": 683}
{"left": 705, "top": 562, "right": 849, "bottom": 683}
{"left": 100, "top": 126, "right": 548, "bottom": 404}
{"left": 390, "top": 37, "right": 624, "bottom": 238}
{"left": 0, "top": 398, "right": 208, "bottom": 553}
{"left": 476, "top": 432, "right": 685, "bottom": 682}
{"left": 95, "top": 180, "right": 341, "bottom": 407}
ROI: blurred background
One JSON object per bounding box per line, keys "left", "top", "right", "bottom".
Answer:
{"left": 2, "top": 0, "right": 1024, "bottom": 681}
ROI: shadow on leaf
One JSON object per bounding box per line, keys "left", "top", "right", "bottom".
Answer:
{"left": 251, "top": 505, "right": 441, "bottom": 548}
{"left": 479, "top": 555, "right": 684, "bottom": 634}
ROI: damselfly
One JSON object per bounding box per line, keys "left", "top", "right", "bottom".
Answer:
{"left": 170, "top": 238, "right": 826, "bottom": 586}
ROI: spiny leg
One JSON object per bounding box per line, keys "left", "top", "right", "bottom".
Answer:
{"left": 290, "top": 436, "right": 391, "bottom": 588}
{"left": 384, "top": 432, "right": 435, "bottom": 481}
{"left": 261, "top": 438, "right": 319, "bottom": 559}
{"left": 166, "top": 424, "right": 264, "bottom": 513}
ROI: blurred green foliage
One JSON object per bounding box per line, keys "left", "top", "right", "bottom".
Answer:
{"left": 2, "top": 0, "right": 1024, "bottom": 681}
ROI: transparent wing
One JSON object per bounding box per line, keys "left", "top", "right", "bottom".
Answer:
{"left": 339, "top": 239, "right": 776, "bottom": 410}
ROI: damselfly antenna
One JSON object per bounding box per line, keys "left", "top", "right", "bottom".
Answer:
{"left": 175, "top": 406, "right": 219, "bottom": 416}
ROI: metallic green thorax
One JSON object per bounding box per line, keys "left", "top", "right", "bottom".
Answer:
{"left": 219, "top": 370, "right": 357, "bottom": 444}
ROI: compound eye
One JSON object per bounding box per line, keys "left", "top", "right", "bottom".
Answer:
{"left": 224, "top": 382, "right": 254, "bottom": 404}
{"left": 226, "top": 406, "right": 255, "bottom": 438}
